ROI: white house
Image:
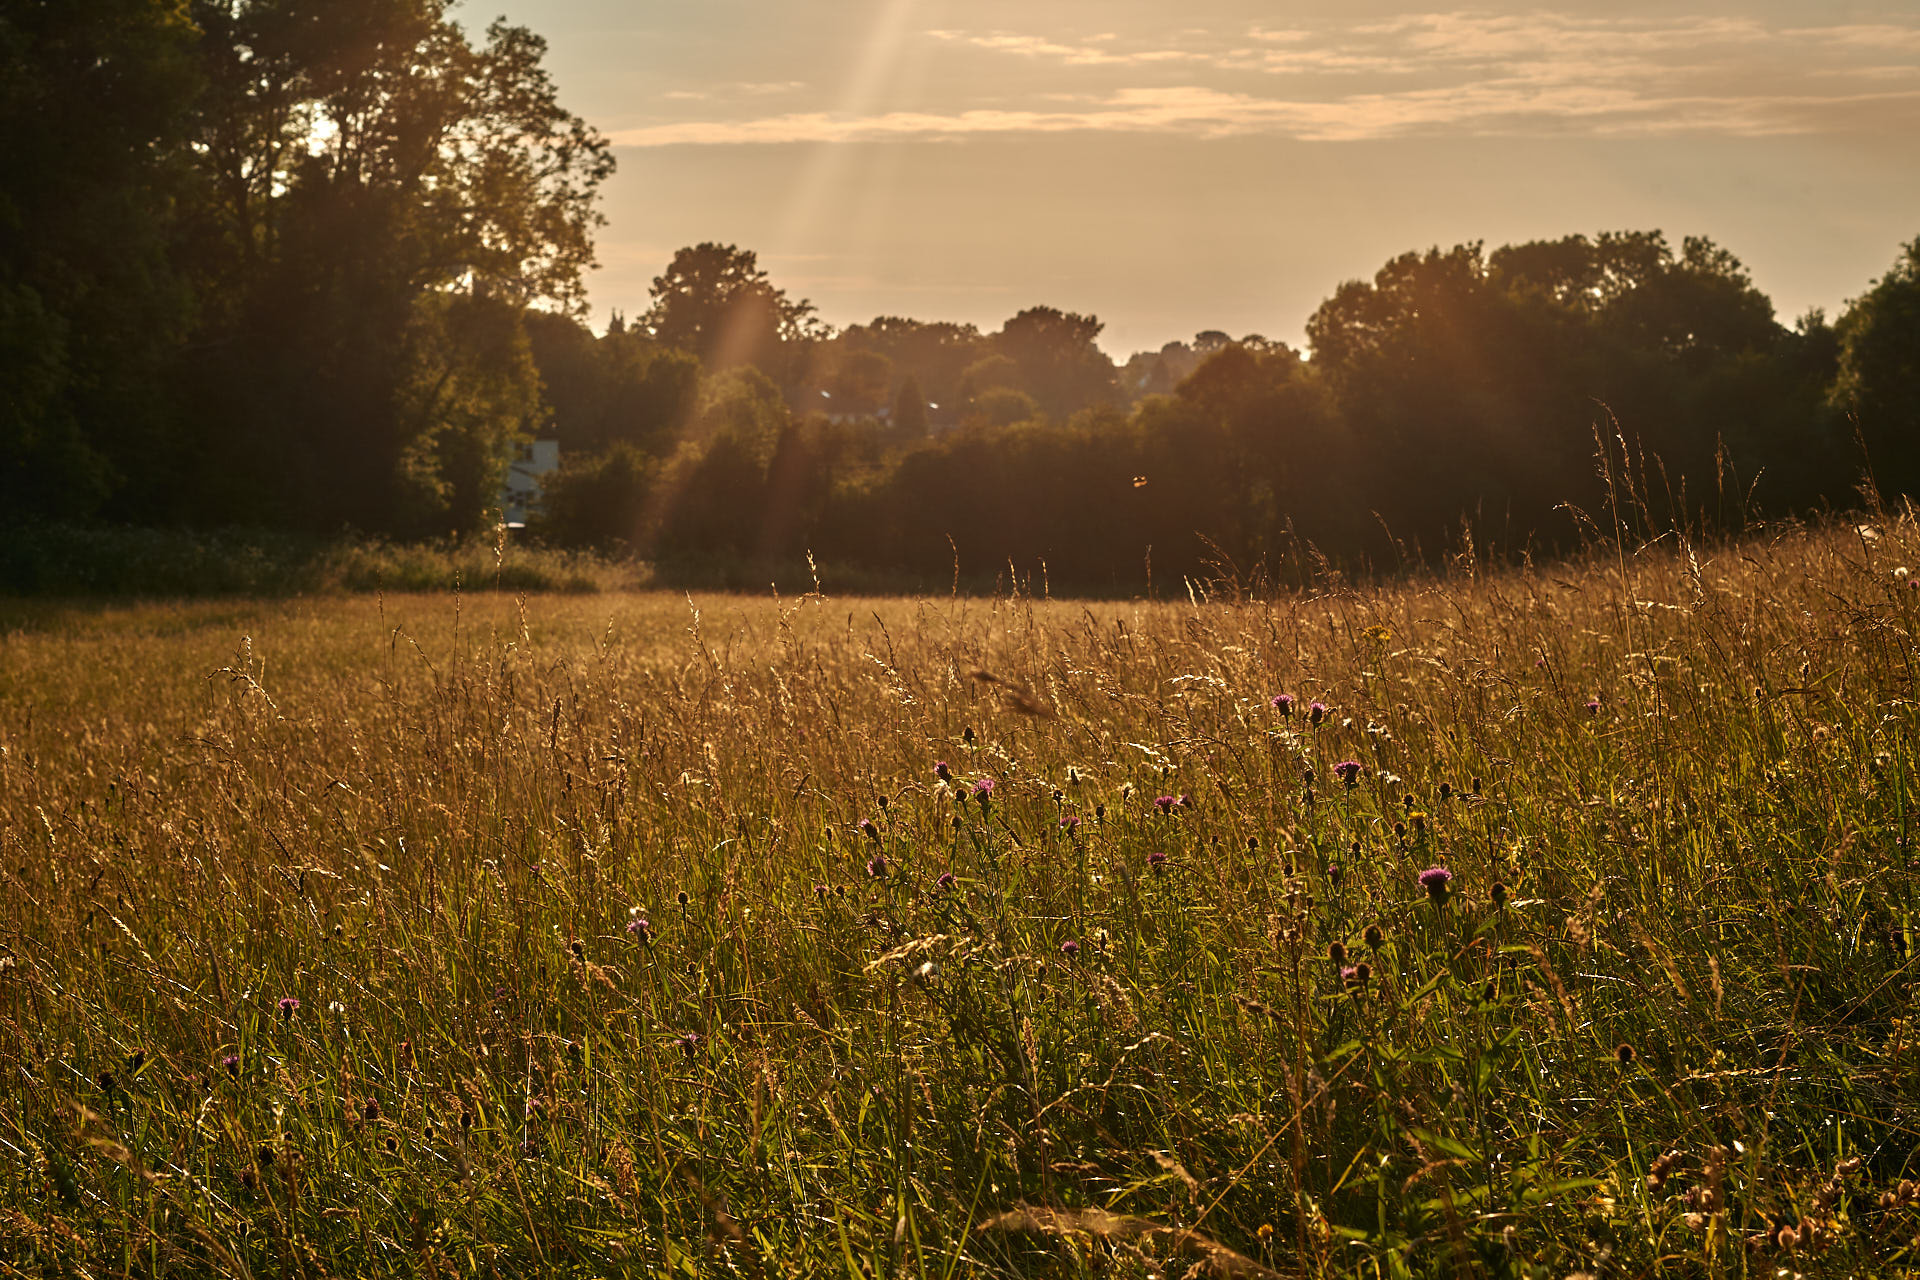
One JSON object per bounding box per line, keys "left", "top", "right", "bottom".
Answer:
{"left": 502, "top": 439, "right": 560, "bottom": 527}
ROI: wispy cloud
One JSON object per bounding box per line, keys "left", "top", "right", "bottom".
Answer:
{"left": 619, "top": 11, "right": 1920, "bottom": 147}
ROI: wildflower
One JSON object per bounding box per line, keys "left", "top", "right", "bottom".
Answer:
{"left": 1409, "top": 811, "right": 1427, "bottom": 833}
{"left": 1308, "top": 701, "right": 1327, "bottom": 726}
{"left": 935, "top": 871, "right": 956, "bottom": 891}
{"left": 858, "top": 818, "right": 879, "bottom": 842}
{"left": 1148, "top": 850, "right": 1168, "bottom": 872}
{"left": 1490, "top": 881, "right": 1508, "bottom": 908}
{"left": 1059, "top": 815, "right": 1081, "bottom": 833}
{"left": 866, "top": 853, "right": 889, "bottom": 879}
{"left": 363, "top": 1097, "right": 380, "bottom": 1121}
{"left": 278, "top": 997, "right": 300, "bottom": 1021}
{"left": 1327, "top": 862, "right": 1344, "bottom": 888}
{"left": 626, "top": 917, "right": 652, "bottom": 941}
{"left": 1343, "top": 963, "right": 1371, "bottom": 990}
{"left": 1060, "top": 940, "right": 1080, "bottom": 958}
{"left": 1154, "top": 794, "right": 1176, "bottom": 813}
{"left": 1271, "top": 694, "right": 1294, "bottom": 715}
{"left": 1585, "top": 697, "right": 1601, "bottom": 715}
{"left": 1418, "top": 866, "right": 1453, "bottom": 905}
{"left": 1176, "top": 793, "right": 1193, "bottom": 809}
{"left": 934, "top": 760, "right": 951, "bottom": 782}
{"left": 679, "top": 1033, "right": 700, "bottom": 1060}
{"left": 1334, "top": 760, "right": 1363, "bottom": 787}
{"left": 222, "top": 1053, "right": 240, "bottom": 1077}
{"left": 1257, "top": 1223, "right": 1274, "bottom": 1243}
{"left": 972, "top": 777, "right": 995, "bottom": 801}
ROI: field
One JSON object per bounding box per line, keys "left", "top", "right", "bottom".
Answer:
{"left": 3, "top": 519, "right": 1919, "bottom": 1278}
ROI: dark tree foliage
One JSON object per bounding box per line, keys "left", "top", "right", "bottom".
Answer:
{"left": 0, "top": 0, "right": 612, "bottom": 533}
{"left": 1833, "top": 238, "right": 1920, "bottom": 497}
{"left": 642, "top": 243, "right": 824, "bottom": 394}
{"left": 0, "top": 0, "right": 199, "bottom": 518}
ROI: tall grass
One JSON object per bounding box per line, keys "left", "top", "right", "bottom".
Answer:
{"left": 2, "top": 516, "right": 1918, "bottom": 1276}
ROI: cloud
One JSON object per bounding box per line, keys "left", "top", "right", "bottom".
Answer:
{"left": 623, "top": 11, "right": 1920, "bottom": 146}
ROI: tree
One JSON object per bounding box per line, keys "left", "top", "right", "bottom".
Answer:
{"left": 0, "top": 0, "right": 199, "bottom": 518}
{"left": 1833, "top": 238, "right": 1920, "bottom": 498}
{"left": 177, "top": 0, "right": 613, "bottom": 532}
{"left": 993, "top": 306, "right": 1119, "bottom": 418}
{"left": 643, "top": 243, "right": 824, "bottom": 388}
{"left": 892, "top": 375, "right": 929, "bottom": 435}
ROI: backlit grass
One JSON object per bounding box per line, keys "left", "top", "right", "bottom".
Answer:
{"left": 3, "top": 518, "right": 1919, "bottom": 1277}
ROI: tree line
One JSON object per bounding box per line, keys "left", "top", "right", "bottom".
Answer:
{"left": 5, "top": 3, "right": 1918, "bottom": 589}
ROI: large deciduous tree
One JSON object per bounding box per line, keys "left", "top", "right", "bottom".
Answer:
{"left": 176, "top": 0, "right": 612, "bottom": 532}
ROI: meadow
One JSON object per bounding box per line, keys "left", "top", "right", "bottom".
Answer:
{"left": 3, "top": 516, "right": 1919, "bottom": 1278}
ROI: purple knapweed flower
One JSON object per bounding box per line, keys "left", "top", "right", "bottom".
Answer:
{"left": 679, "top": 1032, "right": 701, "bottom": 1060}
{"left": 221, "top": 1053, "right": 240, "bottom": 1077}
{"left": 1418, "top": 866, "right": 1453, "bottom": 905}
{"left": 935, "top": 760, "right": 952, "bottom": 782}
{"left": 935, "top": 872, "right": 956, "bottom": 892}
{"left": 1060, "top": 940, "right": 1080, "bottom": 957}
{"left": 1271, "top": 694, "right": 1295, "bottom": 715}
{"left": 858, "top": 817, "right": 880, "bottom": 842}
{"left": 1153, "top": 794, "right": 1177, "bottom": 813}
{"left": 1059, "top": 815, "right": 1081, "bottom": 833}
{"left": 626, "top": 917, "right": 652, "bottom": 941}
{"left": 1334, "top": 760, "right": 1364, "bottom": 788}
{"left": 277, "top": 997, "right": 299, "bottom": 1021}
{"left": 1585, "top": 697, "right": 1601, "bottom": 715}
{"left": 1308, "top": 701, "right": 1328, "bottom": 726}
{"left": 866, "top": 853, "right": 889, "bottom": 879}
{"left": 1148, "top": 850, "right": 1169, "bottom": 872}
{"left": 972, "top": 777, "right": 995, "bottom": 799}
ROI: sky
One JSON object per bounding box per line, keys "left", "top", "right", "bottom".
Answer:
{"left": 462, "top": 0, "right": 1920, "bottom": 356}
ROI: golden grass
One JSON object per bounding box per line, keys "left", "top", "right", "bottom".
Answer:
{"left": 3, "top": 518, "right": 1919, "bottom": 1276}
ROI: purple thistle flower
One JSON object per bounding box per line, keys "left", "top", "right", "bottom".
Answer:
{"left": 1060, "top": 940, "right": 1080, "bottom": 957}
{"left": 935, "top": 872, "right": 956, "bottom": 892}
{"left": 972, "top": 777, "right": 995, "bottom": 799}
{"left": 626, "top": 917, "right": 652, "bottom": 941}
{"left": 679, "top": 1032, "right": 700, "bottom": 1060}
{"left": 1308, "top": 701, "right": 1328, "bottom": 726}
{"left": 1271, "top": 694, "right": 1295, "bottom": 715}
{"left": 858, "top": 817, "right": 880, "bottom": 842}
{"left": 1148, "top": 850, "right": 1169, "bottom": 872}
{"left": 1153, "top": 794, "right": 1177, "bottom": 813}
{"left": 866, "top": 853, "right": 889, "bottom": 879}
{"left": 221, "top": 1053, "right": 240, "bottom": 1077}
{"left": 1585, "top": 697, "right": 1601, "bottom": 715}
{"left": 1418, "top": 866, "right": 1453, "bottom": 905}
{"left": 277, "top": 997, "right": 299, "bottom": 1020}
{"left": 1059, "top": 814, "right": 1081, "bottom": 832}
{"left": 934, "top": 760, "right": 951, "bottom": 782}
{"left": 1334, "top": 760, "right": 1364, "bottom": 787}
